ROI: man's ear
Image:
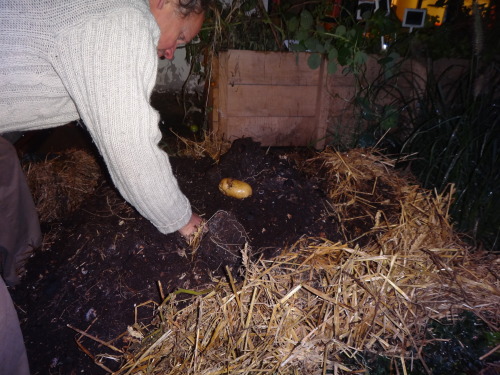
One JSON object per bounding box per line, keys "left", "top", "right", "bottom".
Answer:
{"left": 155, "top": 0, "right": 166, "bottom": 9}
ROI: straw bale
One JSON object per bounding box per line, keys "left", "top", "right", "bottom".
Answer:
{"left": 24, "top": 149, "right": 101, "bottom": 223}
{"left": 98, "top": 148, "right": 499, "bottom": 374}
{"left": 173, "top": 131, "right": 231, "bottom": 162}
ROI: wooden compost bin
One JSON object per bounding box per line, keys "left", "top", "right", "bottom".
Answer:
{"left": 209, "top": 50, "right": 329, "bottom": 149}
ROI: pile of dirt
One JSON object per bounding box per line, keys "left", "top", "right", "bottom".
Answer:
{"left": 11, "top": 137, "right": 347, "bottom": 374}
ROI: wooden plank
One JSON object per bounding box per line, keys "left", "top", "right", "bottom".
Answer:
{"left": 226, "top": 50, "right": 320, "bottom": 86}
{"left": 208, "top": 54, "right": 220, "bottom": 132}
{"left": 313, "top": 59, "right": 329, "bottom": 149}
{"left": 210, "top": 86, "right": 219, "bottom": 130}
{"left": 226, "top": 85, "right": 318, "bottom": 117}
{"left": 210, "top": 50, "right": 329, "bottom": 148}
{"left": 217, "top": 52, "right": 229, "bottom": 136}
{"left": 223, "top": 117, "right": 324, "bottom": 147}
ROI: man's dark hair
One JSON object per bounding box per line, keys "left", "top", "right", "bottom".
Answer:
{"left": 177, "top": 0, "right": 211, "bottom": 16}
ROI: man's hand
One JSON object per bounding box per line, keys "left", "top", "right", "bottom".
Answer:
{"left": 178, "top": 213, "right": 204, "bottom": 240}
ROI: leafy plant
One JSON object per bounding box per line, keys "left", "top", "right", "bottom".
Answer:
{"left": 186, "top": 0, "right": 405, "bottom": 77}
{"left": 285, "top": 4, "right": 401, "bottom": 74}
{"left": 186, "top": 0, "right": 288, "bottom": 66}
{"left": 400, "top": 58, "right": 500, "bottom": 250}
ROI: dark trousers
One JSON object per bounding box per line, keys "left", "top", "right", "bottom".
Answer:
{"left": 0, "top": 277, "right": 30, "bottom": 375}
{"left": 1, "top": 135, "right": 42, "bottom": 374}
{"left": 0, "top": 136, "right": 41, "bottom": 285}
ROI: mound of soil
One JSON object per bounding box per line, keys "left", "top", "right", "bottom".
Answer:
{"left": 10, "top": 133, "right": 351, "bottom": 374}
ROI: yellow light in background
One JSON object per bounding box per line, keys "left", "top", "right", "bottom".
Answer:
{"left": 392, "top": 0, "right": 491, "bottom": 26}
{"left": 420, "top": 0, "right": 446, "bottom": 24}
{"left": 464, "top": 0, "right": 490, "bottom": 7}
{"left": 392, "top": 0, "right": 418, "bottom": 22}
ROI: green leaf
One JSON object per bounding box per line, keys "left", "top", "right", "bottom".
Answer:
{"left": 327, "top": 47, "right": 338, "bottom": 61}
{"left": 287, "top": 17, "right": 299, "bottom": 32}
{"left": 316, "top": 42, "right": 325, "bottom": 54}
{"left": 354, "top": 51, "right": 368, "bottom": 65}
{"left": 335, "top": 25, "right": 346, "bottom": 36}
{"left": 300, "top": 10, "right": 314, "bottom": 29}
{"left": 337, "top": 46, "right": 350, "bottom": 66}
{"left": 327, "top": 60, "right": 338, "bottom": 74}
{"left": 295, "top": 29, "right": 309, "bottom": 42}
{"left": 304, "top": 37, "right": 319, "bottom": 52}
{"left": 307, "top": 53, "right": 322, "bottom": 70}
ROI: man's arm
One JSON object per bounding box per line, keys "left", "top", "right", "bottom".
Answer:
{"left": 52, "top": 8, "right": 195, "bottom": 235}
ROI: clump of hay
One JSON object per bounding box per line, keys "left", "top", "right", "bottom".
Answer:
{"left": 88, "top": 148, "right": 499, "bottom": 374}
{"left": 24, "top": 149, "right": 101, "bottom": 223}
{"left": 173, "top": 130, "right": 231, "bottom": 162}
{"left": 306, "top": 148, "right": 431, "bottom": 245}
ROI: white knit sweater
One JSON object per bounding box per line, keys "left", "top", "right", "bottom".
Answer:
{"left": 0, "top": 0, "right": 192, "bottom": 234}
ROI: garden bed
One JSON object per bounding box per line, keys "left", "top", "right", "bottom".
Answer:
{"left": 9, "top": 127, "right": 500, "bottom": 374}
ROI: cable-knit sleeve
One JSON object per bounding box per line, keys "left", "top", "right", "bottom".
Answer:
{"left": 51, "top": 9, "right": 192, "bottom": 234}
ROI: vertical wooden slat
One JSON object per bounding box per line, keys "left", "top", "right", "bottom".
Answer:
{"left": 314, "top": 58, "right": 329, "bottom": 150}
{"left": 217, "top": 52, "right": 229, "bottom": 137}
{"left": 208, "top": 54, "right": 219, "bottom": 133}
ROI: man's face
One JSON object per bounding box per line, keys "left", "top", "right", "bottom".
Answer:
{"left": 150, "top": 0, "right": 204, "bottom": 60}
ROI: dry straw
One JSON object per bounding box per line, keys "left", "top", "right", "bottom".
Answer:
{"left": 173, "top": 130, "right": 231, "bottom": 162}
{"left": 90, "top": 148, "right": 499, "bottom": 374}
{"left": 24, "top": 149, "right": 101, "bottom": 223}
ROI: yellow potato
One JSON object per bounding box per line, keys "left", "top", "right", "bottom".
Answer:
{"left": 219, "top": 178, "right": 252, "bottom": 199}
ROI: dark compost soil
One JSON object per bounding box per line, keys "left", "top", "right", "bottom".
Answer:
{"left": 9, "top": 114, "right": 350, "bottom": 374}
